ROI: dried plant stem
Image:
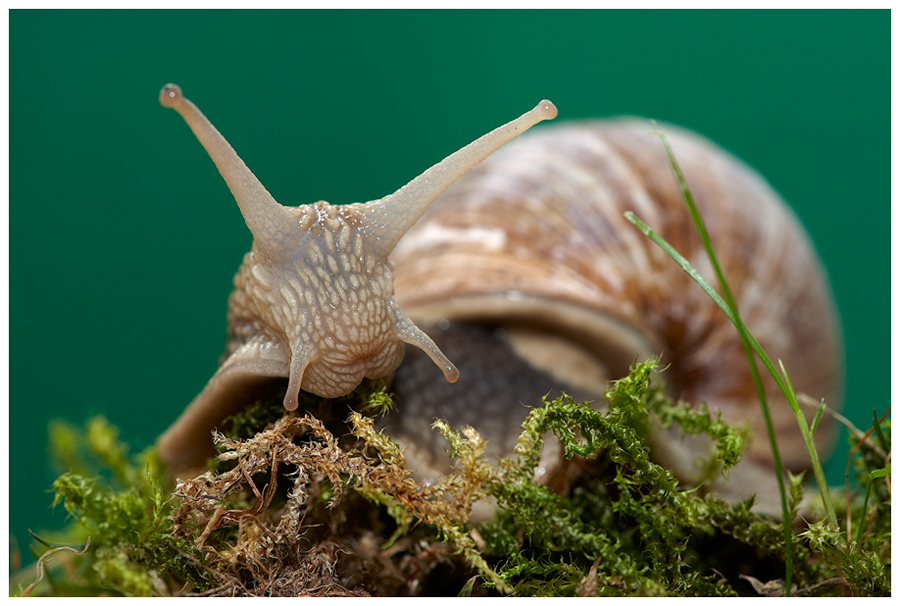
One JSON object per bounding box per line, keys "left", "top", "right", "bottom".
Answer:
{"left": 19, "top": 538, "right": 91, "bottom": 597}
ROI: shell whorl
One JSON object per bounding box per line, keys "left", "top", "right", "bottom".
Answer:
{"left": 389, "top": 120, "right": 842, "bottom": 479}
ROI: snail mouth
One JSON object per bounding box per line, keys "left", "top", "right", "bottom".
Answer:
{"left": 323, "top": 340, "right": 404, "bottom": 379}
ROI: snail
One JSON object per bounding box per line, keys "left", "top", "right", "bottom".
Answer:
{"left": 155, "top": 84, "right": 558, "bottom": 471}
{"left": 155, "top": 85, "right": 842, "bottom": 517}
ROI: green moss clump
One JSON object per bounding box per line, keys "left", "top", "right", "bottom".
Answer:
{"left": 14, "top": 417, "right": 212, "bottom": 596}
{"left": 13, "top": 365, "right": 891, "bottom": 597}
{"left": 799, "top": 414, "right": 891, "bottom": 596}
{"left": 474, "top": 360, "right": 748, "bottom": 595}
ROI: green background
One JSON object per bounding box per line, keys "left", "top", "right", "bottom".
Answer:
{"left": 9, "top": 10, "right": 889, "bottom": 561}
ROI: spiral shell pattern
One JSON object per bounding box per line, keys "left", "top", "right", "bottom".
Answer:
{"left": 390, "top": 120, "right": 842, "bottom": 471}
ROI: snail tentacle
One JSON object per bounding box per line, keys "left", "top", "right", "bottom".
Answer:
{"left": 362, "top": 100, "right": 558, "bottom": 256}
{"left": 393, "top": 309, "right": 460, "bottom": 384}
{"left": 159, "top": 83, "right": 298, "bottom": 260}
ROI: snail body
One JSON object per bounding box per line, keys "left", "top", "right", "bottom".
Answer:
{"left": 155, "top": 87, "right": 842, "bottom": 515}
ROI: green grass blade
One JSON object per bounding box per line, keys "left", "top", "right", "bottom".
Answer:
{"left": 869, "top": 466, "right": 891, "bottom": 480}
{"left": 871, "top": 409, "right": 889, "bottom": 453}
{"left": 624, "top": 210, "right": 836, "bottom": 520}
{"left": 624, "top": 210, "right": 837, "bottom": 529}
{"left": 624, "top": 210, "right": 792, "bottom": 593}
{"left": 854, "top": 480, "right": 873, "bottom": 562}
{"left": 645, "top": 126, "right": 837, "bottom": 529}
{"left": 810, "top": 399, "right": 828, "bottom": 436}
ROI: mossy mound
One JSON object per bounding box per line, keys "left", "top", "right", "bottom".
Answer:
{"left": 11, "top": 360, "right": 890, "bottom": 596}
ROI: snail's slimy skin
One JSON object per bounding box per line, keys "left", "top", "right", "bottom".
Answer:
{"left": 226, "top": 201, "right": 418, "bottom": 402}
{"left": 155, "top": 84, "right": 557, "bottom": 474}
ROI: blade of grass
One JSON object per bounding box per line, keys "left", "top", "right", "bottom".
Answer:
{"left": 854, "top": 474, "right": 875, "bottom": 563}
{"left": 624, "top": 209, "right": 838, "bottom": 529}
{"left": 650, "top": 125, "right": 801, "bottom": 594}
{"left": 624, "top": 210, "right": 790, "bottom": 592}
{"left": 809, "top": 398, "right": 827, "bottom": 436}
{"left": 644, "top": 125, "right": 837, "bottom": 528}
{"left": 871, "top": 409, "right": 889, "bottom": 453}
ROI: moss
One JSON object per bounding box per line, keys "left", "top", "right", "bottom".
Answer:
{"left": 799, "top": 415, "right": 892, "bottom": 597}
{"left": 13, "top": 364, "right": 891, "bottom": 597}
{"left": 16, "top": 417, "right": 214, "bottom": 596}
{"left": 474, "top": 360, "right": 749, "bottom": 596}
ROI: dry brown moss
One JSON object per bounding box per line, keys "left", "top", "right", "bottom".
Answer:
{"left": 167, "top": 411, "right": 505, "bottom": 595}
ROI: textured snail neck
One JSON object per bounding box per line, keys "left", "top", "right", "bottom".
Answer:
{"left": 363, "top": 100, "right": 558, "bottom": 256}
{"left": 159, "top": 83, "right": 298, "bottom": 260}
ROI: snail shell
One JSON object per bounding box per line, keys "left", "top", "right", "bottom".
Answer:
{"left": 155, "top": 86, "right": 842, "bottom": 516}
{"left": 382, "top": 119, "right": 842, "bottom": 514}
